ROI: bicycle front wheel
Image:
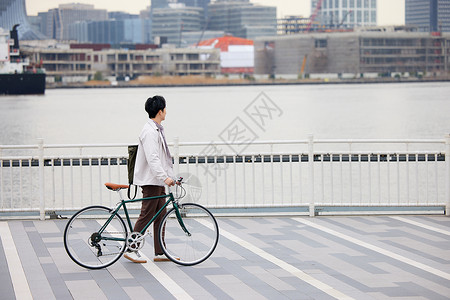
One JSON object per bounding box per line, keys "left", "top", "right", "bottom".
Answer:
{"left": 159, "top": 203, "right": 219, "bottom": 266}
{"left": 64, "top": 205, "right": 128, "bottom": 269}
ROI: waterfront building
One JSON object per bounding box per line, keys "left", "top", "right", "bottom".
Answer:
{"left": 182, "top": 30, "right": 225, "bottom": 46}
{"left": 0, "top": 0, "right": 45, "bottom": 39}
{"left": 151, "top": 5, "right": 203, "bottom": 46}
{"left": 197, "top": 35, "right": 254, "bottom": 74}
{"left": 23, "top": 45, "right": 220, "bottom": 82}
{"left": 254, "top": 27, "right": 450, "bottom": 76}
{"left": 405, "top": 0, "right": 450, "bottom": 32}
{"left": 311, "top": 0, "right": 377, "bottom": 30}
{"left": 207, "top": 0, "right": 276, "bottom": 40}
{"left": 198, "top": 35, "right": 255, "bottom": 74}
{"left": 38, "top": 4, "right": 108, "bottom": 40}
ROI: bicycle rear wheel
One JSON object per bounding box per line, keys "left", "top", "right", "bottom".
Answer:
{"left": 64, "top": 205, "right": 127, "bottom": 269}
{"left": 159, "top": 203, "right": 219, "bottom": 266}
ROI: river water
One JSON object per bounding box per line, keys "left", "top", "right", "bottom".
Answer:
{"left": 0, "top": 82, "right": 449, "bottom": 146}
{"left": 1, "top": 82, "right": 449, "bottom": 210}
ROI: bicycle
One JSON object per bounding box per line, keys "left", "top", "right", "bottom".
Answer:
{"left": 63, "top": 178, "right": 219, "bottom": 269}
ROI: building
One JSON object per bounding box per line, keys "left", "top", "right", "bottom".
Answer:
{"left": 108, "top": 12, "right": 139, "bottom": 21}
{"left": 277, "top": 16, "right": 311, "bottom": 35}
{"left": 311, "top": 0, "right": 377, "bottom": 30}
{"left": 207, "top": 0, "right": 277, "bottom": 40}
{"left": 68, "top": 19, "right": 152, "bottom": 44}
{"left": 178, "top": 0, "right": 210, "bottom": 12}
{"left": 0, "top": 0, "right": 45, "bottom": 39}
{"left": 23, "top": 44, "right": 220, "bottom": 82}
{"left": 197, "top": 35, "right": 254, "bottom": 74}
{"left": 405, "top": 0, "right": 450, "bottom": 32}
{"left": 182, "top": 30, "right": 225, "bottom": 46}
{"left": 152, "top": 5, "right": 204, "bottom": 46}
{"left": 254, "top": 28, "right": 450, "bottom": 76}
{"left": 178, "top": 0, "right": 211, "bottom": 24}
{"left": 151, "top": 0, "right": 169, "bottom": 10}
{"left": 39, "top": 4, "right": 108, "bottom": 40}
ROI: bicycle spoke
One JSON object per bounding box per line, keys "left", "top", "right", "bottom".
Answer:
{"left": 64, "top": 206, "right": 127, "bottom": 269}
{"left": 159, "top": 203, "right": 219, "bottom": 266}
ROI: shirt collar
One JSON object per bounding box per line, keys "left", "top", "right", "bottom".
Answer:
{"left": 151, "top": 119, "right": 164, "bottom": 132}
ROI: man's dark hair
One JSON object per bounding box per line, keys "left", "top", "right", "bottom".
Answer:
{"left": 145, "top": 95, "right": 166, "bottom": 118}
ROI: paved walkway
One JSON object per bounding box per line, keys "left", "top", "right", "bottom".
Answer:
{"left": 1, "top": 215, "right": 449, "bottom": 300}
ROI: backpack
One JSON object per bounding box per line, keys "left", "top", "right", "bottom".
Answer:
{"left": 127, "top": 145, "right": 138, "bottom": 199}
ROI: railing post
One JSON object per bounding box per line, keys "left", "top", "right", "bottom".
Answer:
{"left": 38, "top": 138, "right": 45, "bottom": 220}
{"left": 445, "top": 134, "right": 450, "bottom": 216}
{"left": 308, "top": 134, "right": 315, "bottom": 217}
{"left": 174, "top": 137, "right": 180, "bottom": 176}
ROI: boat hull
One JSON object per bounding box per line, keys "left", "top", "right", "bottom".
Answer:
{"left": 0, "top": 73, "right": 46, "bottom": 95}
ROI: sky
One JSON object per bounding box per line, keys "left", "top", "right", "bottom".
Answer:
{"left": 26, "top": 0, "right": 405, "bottom": 26}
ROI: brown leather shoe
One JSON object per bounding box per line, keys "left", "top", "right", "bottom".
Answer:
{"left": 153, "top": 254, "right": 180, "bottom": 262}
{"left": 153, "top": 254, "right": 171, "bottom": 262}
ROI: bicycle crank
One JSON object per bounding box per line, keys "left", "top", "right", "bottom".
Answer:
{"left": 126, "top": 232, "right": 145, "bottom": 251}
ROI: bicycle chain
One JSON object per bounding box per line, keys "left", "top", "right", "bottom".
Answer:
{"left": 92, "top": 231, "right": 127, "bottom": 257}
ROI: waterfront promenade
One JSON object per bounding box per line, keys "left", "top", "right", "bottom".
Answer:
{"left": 1, "top": 215, "right": 449, "bottom": 299}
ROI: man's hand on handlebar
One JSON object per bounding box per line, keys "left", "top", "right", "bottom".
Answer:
{"left": 165, "top": 177, "right": 183, "bottom": 186}
{"left": 164, "top": 177, "right": 175, "bottom": 186}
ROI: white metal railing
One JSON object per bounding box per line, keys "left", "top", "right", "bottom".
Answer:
{"left": 1, "top": 135, "right": 449, "bottom": 220}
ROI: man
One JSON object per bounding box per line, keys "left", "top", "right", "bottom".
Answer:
{"left": 124, "top": 95, "right": 175, "bottom": 263}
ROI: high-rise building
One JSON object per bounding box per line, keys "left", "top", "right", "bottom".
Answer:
{"left": 405, "top": 0, "right": 450, "bottom": 32}
{"left": 68, "top": 18, "right": 151, "bottom": 44}
{"left": 0, "top": 0, "right": 45, "bottom": 39}
{"left": 108, "top": 12, "right": 139, "bottom": 21}
{"left": 152, "top": 6, "right": 203, "bottom": 46}
{"left": 151, "top": 0, "right": 169, "bottom": 12}
{"left": 39, "top": 4, "right": 108, "bottom": 40}
{"left": 311, "top": 0, "right": 377, "bottom": 30}
{"left": 177, "top": 0, "right": 211, "bottom": 21}
{"left": 207, "top": 1, "right": 276, "bottom": 40}
{"left": 177, "top": 0, "right": 210, "bottom": 10}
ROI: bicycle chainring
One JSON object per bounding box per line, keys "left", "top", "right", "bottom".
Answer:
{"left": 126, "top": 232, "right": 145, "bottom": 251}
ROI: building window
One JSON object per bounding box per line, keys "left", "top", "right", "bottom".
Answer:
{"left": 315, "top": 39, "right": 328, "bottom": 48}
{"left": 364, "top": 0, "right": 369, "bottom": 8}
{"left": 343, "top": 0, "right": 348, "bottom": 8}
{"left": 357, "top": 0, "right": 362, "bottom": 8}
{"left": 350, "top": 0, "right": 355, "bottom": 8}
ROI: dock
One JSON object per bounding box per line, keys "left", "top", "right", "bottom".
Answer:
{"left": 1, "top": 215, "right": 449, "bottom": 299}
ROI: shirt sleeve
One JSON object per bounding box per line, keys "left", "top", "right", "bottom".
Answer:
{"left": 140, "top": 128, "right": 168, "bottom": 182}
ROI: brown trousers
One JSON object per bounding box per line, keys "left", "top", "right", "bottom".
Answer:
{"left": 134, "top": 185, "right": 166, "bottom": 255}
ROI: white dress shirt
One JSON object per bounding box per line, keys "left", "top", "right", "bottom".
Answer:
{"left": 133, "top": 120, "right": 174, "bottom": 187}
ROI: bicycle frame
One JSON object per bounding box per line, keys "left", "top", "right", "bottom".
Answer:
{"left": 98, "top": 189, "right": 190, "bottom": 243}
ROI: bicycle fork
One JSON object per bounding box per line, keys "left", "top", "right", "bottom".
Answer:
{"left": 173, "top": 203, "right": 191, "bottom": 236}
